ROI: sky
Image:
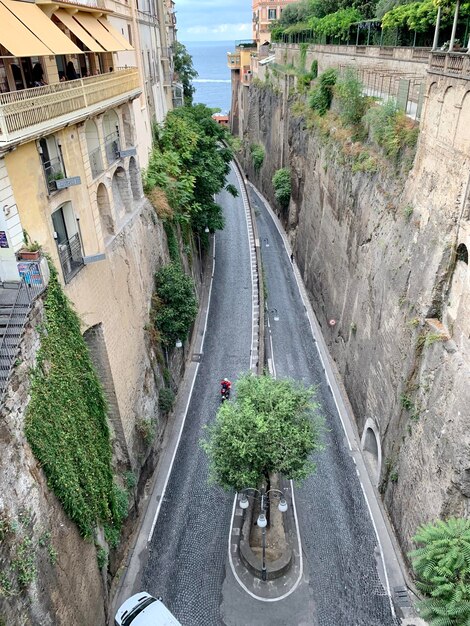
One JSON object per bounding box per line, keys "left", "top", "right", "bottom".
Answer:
{"left": 175, "top": 0, "right": 252, "bottom": 42}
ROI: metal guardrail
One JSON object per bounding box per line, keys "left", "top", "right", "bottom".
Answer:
{"left": 0, "top": 265, "right": 47, "bottom": 404}
{"left": 57, "top": 233, "right": 84, "bottom": 283}
{"left": 43, "top": 156, "right": 65, "bottom": 194}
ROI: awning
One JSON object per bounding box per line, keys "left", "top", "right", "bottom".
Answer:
{"left": 0, "top": 1, "right": 52, "bottom": 56}
{"left": 98, "top": 17, "right": 133, "bottom": 52}
{"left": 1, "top": 0, "right": 81, "bottom": 55}
{"left": 73, "top": 12, "right": 127, "bottom": 52}
{"left": 54, "top": 8, "right": 105, "bottom": 53}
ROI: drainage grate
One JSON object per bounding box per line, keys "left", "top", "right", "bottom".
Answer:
{"left": 393, "top": 586, "right": 411, "bottom": 607}
{"left": 192, "top": 353, "right": 203, "bottom": 362}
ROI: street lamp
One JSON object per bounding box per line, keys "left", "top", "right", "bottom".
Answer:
{"left": 204, "top": 226, "right": 210, "bottom": 233}
{"left": 238, "top": 487, "right": 288, "bottom": 581}
{"left": 175, "top": 338, "right": 182, "bottom": 349}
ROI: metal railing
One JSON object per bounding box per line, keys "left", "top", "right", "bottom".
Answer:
{"left": 57, "top": 233, "right": 84, "bottom": 283}
{"left": 0, "top": 264, "right": 46, "bottom": 404}
{"left": 42, "top": 156, "right": 65, "bottom": 194}
{"left": 0, "top": 68, "right": 140, "bottom": 143}
{"left": 105, "top": 131, "right": 120, "bottom": 166}
{"left": 89, "top": 146, "right": 104, "bottom": 178}
{"left": 339, "top": 65, "right": 424, "bottom": 120}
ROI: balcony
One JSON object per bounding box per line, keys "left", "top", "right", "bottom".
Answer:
{"left": 57, "top": 233, "right": 84, "bottom": 283}
{"left": 0, "top": 68, "right": 141, "bottom": 148}
{"left": 228, "top": 53, "right": 241, "bottom": 70}
{"left": 429, "top": 52, "right": 470, "bottom": 80}
{"left": 43, "top": 156, "right": 65, "bottom": 194}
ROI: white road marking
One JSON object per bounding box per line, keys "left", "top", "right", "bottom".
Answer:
{"left": 147, "top": 240, "right": 217, "bottom": 543}
{"left": 227, "top": 164, "right": 304, "bottom": 602}
{"left": 249, "top": 183, "right": 396, "bottom": 618}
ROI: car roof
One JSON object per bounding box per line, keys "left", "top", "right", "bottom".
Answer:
{"left": 116, "top": 593, "right": 181, "bottom": 626}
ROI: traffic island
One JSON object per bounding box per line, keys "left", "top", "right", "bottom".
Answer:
{"left": 239, "top": 476, "right": 293, "bottom": 581}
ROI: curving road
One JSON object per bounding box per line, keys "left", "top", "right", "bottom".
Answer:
{"left": 141, "top": 166, "right": 252, "bottom": 625}
{"left": 251, "top": 185, "right": 398, "bottom": 626}
{"left": 140, "top": 166, "right": 399, "bottom": 626}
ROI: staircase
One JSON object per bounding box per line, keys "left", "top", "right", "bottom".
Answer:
{"left": 0, "top": 275, "right": 45, "bottom": 405}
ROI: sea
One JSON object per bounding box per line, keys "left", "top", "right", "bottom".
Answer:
{"left": 185, "top": 41, "right": 233, "bottom": 114}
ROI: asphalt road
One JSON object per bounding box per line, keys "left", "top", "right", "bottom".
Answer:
{"left": 141, "top": 167, "right": 252, "bottom": 625}
{"left": 141, "top": 166, "right": 399, "bottom": 626}
{"left": 251, "top": 186, "right": 398, "bottom": 626}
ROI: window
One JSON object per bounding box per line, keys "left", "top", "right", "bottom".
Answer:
{"left": 127, "top": 24, "right": 133, "bottom": 45}
{"left": 102, "top": 110, "right": 120, "bottom": 166}
{"left": 39, "top": 136, "right": 65, "bottom": 194}
{"left": 52, "top": 203, "right": 84, "bottom": 282}
{"left": 268, "top": 8, "right": 277, "bottom": 20}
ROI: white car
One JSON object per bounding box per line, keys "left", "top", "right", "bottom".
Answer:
{"left": 115, "top": 592, "right": 182, "bottom": 626}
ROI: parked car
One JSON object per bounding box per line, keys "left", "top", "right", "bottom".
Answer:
{"left": 115, "top": 592, "right": 182, "bottom": 626}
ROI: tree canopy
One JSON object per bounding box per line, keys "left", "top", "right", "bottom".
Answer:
{"left": 145, "top": 104, "right": 234, "bottom": 233}
{"left": 202, "top": 373, "right": 324, "bottom": 491}
{"left": 410, "top": 518, "right": 470, "bottom": 626}
{"left": 173, "top": 41, "right": 198, "bottom": 106}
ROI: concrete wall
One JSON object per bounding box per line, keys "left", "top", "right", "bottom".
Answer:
{"left": 237, "top": 70, "right": 470, "bottom": 557}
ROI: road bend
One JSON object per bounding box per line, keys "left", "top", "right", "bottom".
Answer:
{"left": 141, "top": 165, "right": 253, "bottom": 625}
{"left": 251, "top": 185, "right": 399, "bottom": 626}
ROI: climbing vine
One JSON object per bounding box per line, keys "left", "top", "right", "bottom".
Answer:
{"left": 25, "top": 265, "right": 126, "bottom": 538}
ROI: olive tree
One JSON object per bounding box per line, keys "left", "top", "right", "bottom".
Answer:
{"left": 202, "top": 373, "right": 324, "bottom": 491}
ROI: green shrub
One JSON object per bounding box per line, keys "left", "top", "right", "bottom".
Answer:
{"left": 410, "top": 518, "right": 470, "bottom": 625}
{"left": 272, "top": 169, "right": 292, "bottom": 209}
{"left": 154, "top": 263, "right": 198, "bottom": 346}
{"left": 310, "top": 60, "right": 318, "bottom": 79}
{"left": 159, "top": 387, "right": 175, "bottom": 414}
{"left": 365, "top": 99, "right": 419, "bottom": 162}
{"left": 335, "top": 69, "right": 368, "bottom": 127}
{"left": 250, "top": 144, "right": 265, "bottom": 171}
{"left": 351, "top": 151, "right": 378, "bottom": 173}
{"left": 309, "top": 68, "right": 337, "bottom": 116}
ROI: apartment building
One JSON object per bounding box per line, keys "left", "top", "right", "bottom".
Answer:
{"left": 252, "top": 0, "right": 297, "bottom": 45}
{"left": 0, "top": 0, "right": 177, "bottom": 463}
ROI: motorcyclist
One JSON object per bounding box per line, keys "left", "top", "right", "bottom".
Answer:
{"left": 220, "top": 378, "right": 232, "bottom": 396}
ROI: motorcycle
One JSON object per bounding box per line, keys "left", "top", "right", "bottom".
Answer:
{"left": 220, "top": 385, "right": 231, "bottom": 402}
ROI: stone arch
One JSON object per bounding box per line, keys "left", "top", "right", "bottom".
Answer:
{"left": 437, "top": 86, "right": 459, "bottom": 145}
{"left": 444, "top": 240, "right": 470, "bottom": 342}
{"left": 361, "top": 418, "right": 382, "bottom": 486}
{"left": 102, "top": 109, "right": 119, "bottom": 139}
{"left": 97, "top": 183, "right": 114, "bottom": 237}
{"left": 121, "top": 102, "right": 134, "bottom": 147}
{"left": 85, "top": 119, "right": 103, "bottom": 177}
{"left": 457, "top": 243, "right": 468, "bottom": 264}
{"left": 455, "top": 91, "right": 470, "bottom": 154}
{"left": 129, "top": 156, "right": 142, "bottom": 201}
{"left": 112, "top": 166, "right": 131, "bottom": 217}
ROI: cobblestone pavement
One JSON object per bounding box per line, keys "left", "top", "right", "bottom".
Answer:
{"left": 251, "top": 186, "right": 399, "bottom": 626}
{"left": 141, "top": 167, "right": 252, "bottom": 625}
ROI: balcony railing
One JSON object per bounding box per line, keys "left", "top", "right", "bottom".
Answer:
{"left": 0, "top": 68, "right": 140, "bottom": 145}
{"left": 105, "top": 131, "right": 120, "bottom": 166}
{"left": 57, "top": 233, "right": 84, "bottom": 283}
{"left": 429, "top": 52, "right": 470, "bottom": 79}
{"left": 43, "top": 156, "right": 65, "bottom": 194}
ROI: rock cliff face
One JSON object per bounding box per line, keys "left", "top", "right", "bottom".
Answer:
{"left": 238, "top": 80, "right": 470, "bottom": 558}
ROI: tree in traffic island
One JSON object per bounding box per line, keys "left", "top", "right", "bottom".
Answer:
{"left": 410, "top": 517, "right": 470, "bottom": 626}
{"left": 202, "top": 372, "right": 324, "bottom": 491}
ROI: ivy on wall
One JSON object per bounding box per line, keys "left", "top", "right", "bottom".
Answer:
{"left": 25, "top": 265, "right": 126, "bottom": 538}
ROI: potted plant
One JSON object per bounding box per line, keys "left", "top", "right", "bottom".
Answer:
{"left": 18, "top": 231, "right": 42, "bottom": 261}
